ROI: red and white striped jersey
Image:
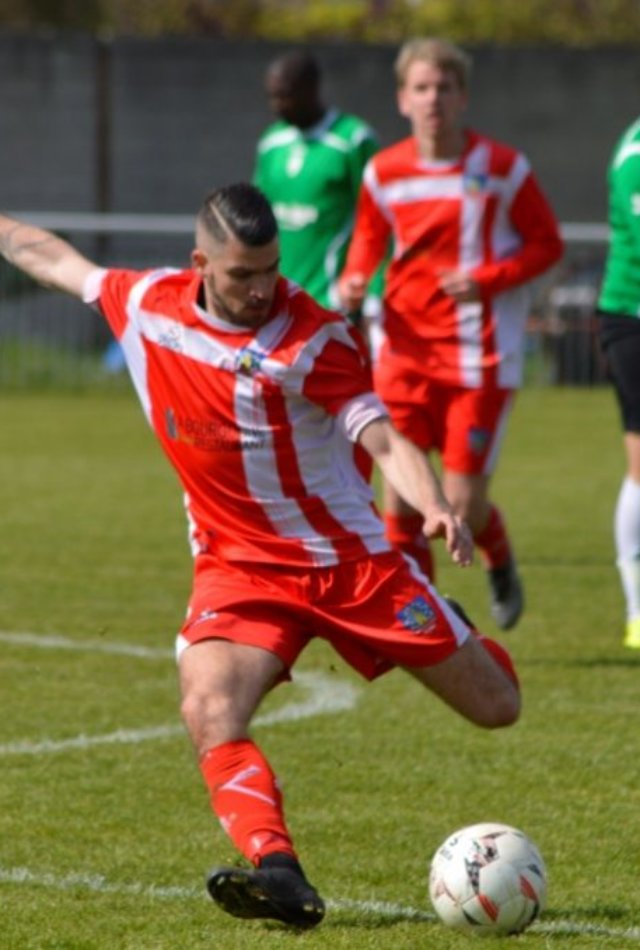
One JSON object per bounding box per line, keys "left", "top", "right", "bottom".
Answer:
{"left": 87, "top": 269, "right": 391, "bottom": 567}
{"left": 343, "top": 130, "right": 564, "bottom": 388}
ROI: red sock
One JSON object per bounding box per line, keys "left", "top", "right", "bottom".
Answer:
{"left": 200, "top": 739, "right": 297, "bottom": 866}
{"left": 384, "top": 512, "right": 435, "bottom": 581}
{"left": 474, "top": 505, "right": 512, "bottom": 570}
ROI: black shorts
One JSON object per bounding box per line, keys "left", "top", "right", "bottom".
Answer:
{"left": 597, "top": 311, "right": 640, "bottom": 433}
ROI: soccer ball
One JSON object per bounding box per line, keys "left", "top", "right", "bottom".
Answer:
{"left": 428, "top": 822, "right": 546, "bottom": 936}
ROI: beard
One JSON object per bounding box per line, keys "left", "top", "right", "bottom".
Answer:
{"left": 201, "top": 279, "right": 267, "bottom": 329}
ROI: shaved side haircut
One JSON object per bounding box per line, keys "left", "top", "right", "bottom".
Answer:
{"left": 197, "top": 183, "right": 278, "bottom": 247}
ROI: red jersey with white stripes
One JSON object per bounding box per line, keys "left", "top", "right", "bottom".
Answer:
{"left": 344, "top": 130, "right": 563, "bottom": 388}
{"left": 89, "top": 269, "right": 391, "bottom": 567}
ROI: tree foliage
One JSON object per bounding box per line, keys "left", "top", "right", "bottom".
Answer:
{"left": 2, "top": 0, "right": 640, "bottom": 45}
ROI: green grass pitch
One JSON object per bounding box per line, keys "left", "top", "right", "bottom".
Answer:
{"left": 1, "top": 387, "right": 639, "bottom": 949}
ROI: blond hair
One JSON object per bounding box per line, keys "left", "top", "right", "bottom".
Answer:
{"left": 394, "top": 38, "right": 472, "bottom": 89}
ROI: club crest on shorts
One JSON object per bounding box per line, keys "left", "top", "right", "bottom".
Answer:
{"left": 468, "top": 426, "right": 490, "bottom": 454}
{"left": 397, "top": 595, "right": 436, "bottom": 634}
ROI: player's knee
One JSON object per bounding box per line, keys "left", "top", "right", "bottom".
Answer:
{"left": 476, "top": 682, "right": 521, "bottom": 729}
{"left": 180, "top": 688, "right": 239, "bottom": 750}
{"left": 474, "top": 636, "right": 521, "bottom": 728}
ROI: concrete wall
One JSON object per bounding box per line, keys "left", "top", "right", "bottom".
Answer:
{"left": 0, "top": 33, "right": 98, "bottom": 210}
{"left": 1, "top": 32, "right": 639, "bottom": 222}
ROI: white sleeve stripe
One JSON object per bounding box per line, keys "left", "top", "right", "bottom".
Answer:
{"left": 338, "top": 392, "right": 388, "bottom": 442}
{"left": 82, "top": 268, "right": 108, "bottom": 305}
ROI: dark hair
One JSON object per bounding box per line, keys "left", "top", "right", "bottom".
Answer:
{"left": 198, "top": 183, "right": 278, "bottom": 246}
{"left": 269, "top": 50, "right": 321, "bottom": 89}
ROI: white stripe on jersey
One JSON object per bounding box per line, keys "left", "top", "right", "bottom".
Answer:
{"left": 128, "top": 290, "right": 293, "bottom": 383}
{"left": 363, "top": 161, "right": 395, "bottom": 225}
{"left": 322, "top": 132, "right": 350, "bottom": 153}
{"left": 456, "top": 303, "right": 483, "bottom": 388}
{"left": 377, "top": 173, "right": 462, "bottom": 205}
{"left": 114, "top": 270, "right": 390, "bottom": 565}
{"left": 325, "top": 214, "right": 356, "bottom": 286}
{"left": 231, "top": 369, "right": 345, "bottom": 565}
{"left": 490, "top": 153, "right": 529, "bottom": 262}
{"left": 124, "top": 270, "right": 189, "bottom": 422}
{"left": 257, "top": 127, "right": 299, "bottom": 153}
{"left": 460, "top": 141, "right": 489, "bottom": 271}
{"left": 120, "top": 321, "right": 151, "bottom": 422}
{"left": 236, "top": 322, "right": 388, "bottom": 564}
{"left": 493, "top": 284, "right": 530, "bottom": 388}
{"left": 289, "top": 393, "right": 388, "bottom": 561}
{"left": 282, "top": 318, "right": 361, "bottom": 391}
{"left": 338, "top": 393, "right": 388, "bottom": 442}
{"left": 614, "top": 117, "right": 640, "bottom": 168}
{"left": 456, "top": 144, "right": 489, "bottom": 387}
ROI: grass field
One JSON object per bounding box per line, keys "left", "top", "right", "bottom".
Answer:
{"left": 1, "top": 387, "right": 639, "bottom": 949}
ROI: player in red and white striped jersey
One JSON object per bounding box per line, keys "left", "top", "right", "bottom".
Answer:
{"left": 340, "top": 38, "right": 564, "bottom": 630}
{"left": 0, "top": 184, "right": 520, "bottom": 930}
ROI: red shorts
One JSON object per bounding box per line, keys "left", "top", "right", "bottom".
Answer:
{"left": 177, "top": 550, "right": 470, "bottom": 681}
{"left": 374, "top": 354, "right": 514, "bottom": 475}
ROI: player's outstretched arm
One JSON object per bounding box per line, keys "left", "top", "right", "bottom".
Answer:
{"left": 358, "top": 417, "right": 473, "bottom": 567}
{"left": 0, "top": 214, "right": 97, "bottom": 299}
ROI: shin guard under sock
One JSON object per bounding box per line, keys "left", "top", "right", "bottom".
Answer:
{"left": 200, "top": 738, "right": 297, "bottom": 866}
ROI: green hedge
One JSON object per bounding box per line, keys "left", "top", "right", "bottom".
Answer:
{"left": 5, "top": 0, "right": 640, "bottom": 45}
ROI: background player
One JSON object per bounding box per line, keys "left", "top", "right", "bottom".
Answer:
{"left": 339, "top": 37, "right": 564, "bottom": 630}
{"left": 254, "top": 49, "right": 384, "bottom": 323}
{"left": 597, "top": 115, "right": 640, "bottom": 649}
{"left": 0, "top": 184, "right": 519, "bottom": 930}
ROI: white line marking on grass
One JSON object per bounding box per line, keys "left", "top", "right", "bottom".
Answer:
{"left": 0, "top": 725, "right": 184, "bottom": 756}
{"left": 533, "top": 919, "right": 640, "bottom": 940}
{"left": 0, "top": 630, "right": 173, "bottom": 659}
{"left": 254, "top": 671, "right": 360, "bottom": 726}
{"left": 1, "top": 867, "right": 639, "bottom": 940}
{"left": 329, "top": 899, "right": 640, "bottom": 939}
{"left": 0, "top": 866, "right": 201, "bottom": 900}
{"left": 0, "top": 671, "right": 360, "bottom": 756}
{"left": 328, "top": 897, "right": 434, "bottom": 921}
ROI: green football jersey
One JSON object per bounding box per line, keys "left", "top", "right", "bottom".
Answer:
{"left": 253, "top": 108, "right": 380, "bottom": 311}
{"left": 598, "top": 116, "right": 640, "bottom": 317}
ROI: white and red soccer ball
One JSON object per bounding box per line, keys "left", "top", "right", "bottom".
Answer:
{"left": 428, "top": 822, "right": 546, "bottom": 936}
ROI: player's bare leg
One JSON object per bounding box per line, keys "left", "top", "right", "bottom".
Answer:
{"left": 403, "top": 634, "right": 520, "bottom": 729}
{"left": 617, "top": 432, "right": 640, "bottom": 648}
{"left": 179, "top": 640, "right": 325, "bottom": 928}
{"left": 179, "top": 639, "right": 283, "bottom": 752}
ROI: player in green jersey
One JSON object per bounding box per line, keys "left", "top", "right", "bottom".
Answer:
{"left": 253, "top": 50, "right": 383, "bottom": 327}
{"left": 597, "top": 116, "right": 640, "bottom": 648}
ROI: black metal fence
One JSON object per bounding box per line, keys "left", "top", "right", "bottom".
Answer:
{"left": 0, "top": 214, "right": 609, "bottom": 390}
